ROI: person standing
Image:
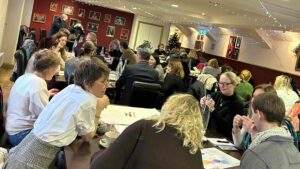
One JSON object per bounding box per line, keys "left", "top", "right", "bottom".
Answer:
{"left": 48, "top": 14, "right": 68, "bottom": 36}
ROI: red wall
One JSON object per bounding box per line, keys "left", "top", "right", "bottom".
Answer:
{"left": 30, "top": 0, "right": 134, "bottom": 48}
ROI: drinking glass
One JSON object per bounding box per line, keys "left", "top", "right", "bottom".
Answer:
{"left": 201, "top": 104, "right": 210, "bottom": 136}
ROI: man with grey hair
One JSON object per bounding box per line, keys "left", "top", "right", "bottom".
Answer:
{"left": 115, "top": 46, "right": 159, "bottom": 105}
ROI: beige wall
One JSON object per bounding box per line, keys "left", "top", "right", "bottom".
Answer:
{"left": 129, "top": 15, "right": 170, "bottom": 52}
{"left": 203, "top": 30, "right": 300, "bottom": 76}
{"left": 2, "top": 0, "right": 34, "bottom": 65}
{"left": 0, "top": 0, "right": 9, "bottom": 51}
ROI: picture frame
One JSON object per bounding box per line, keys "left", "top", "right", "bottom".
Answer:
{"left": 62, "top": 4, "right": 74, "bottom": 15}
{"left": 87, "top": 22, "right": 99, "bottom": 32}
{"left": 78, "top": 8, "right": 85, "bottom": 18}
{"left": 106, "top": 26, "right": 115, "bottom": 37}
{"left": 69, "top": 18, "right": 80, "bottom": 28}
{"left": 49, "top": 2, "right": 58, "bottom": 12}
{"left": 104, "top": 14, "right": 111, "bottom": 23}
{"left": 120, "top": 28, "right": 129, "bottom": 40}
{"left": 114, "top": 16, "right": 126, "bottom": 26}
{"left": 32, "top": 13, "right": 46, "bottom": 23}
{"left": 89, "top": 11, "right": 101, "bottom": 21}
{"left": 235, "top": 36, "right": 242, "bottom": 49}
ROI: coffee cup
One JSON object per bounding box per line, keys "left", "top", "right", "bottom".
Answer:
{"left": 105, "top": 131, "right": 119, "bottom": 144}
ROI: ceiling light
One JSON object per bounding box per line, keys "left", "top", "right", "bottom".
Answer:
{"left": 132, "top": 7, "right": 137, "bottom": 10}
{"left": 171, "top": 4, "right": 178, "bottom": 8}
{"left": 201, "top": 12, "right": 205, "bottom": 16}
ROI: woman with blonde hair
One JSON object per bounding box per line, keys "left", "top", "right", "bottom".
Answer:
{"left": 187, "top": 49, "right": 200, "bottom": 69}
{"left": 274, "top": 75, "right": 300, "bottom": 112}
{"left": 202, "top": 58, "right": 221, "bottom": 77}
{"left": 162, "top": 58, "right": 185, "bottom": 99}
{"left": 91, "top": 94, "right": 204, "bottom": 169}
{"left": 236, "top": 69, "right": 254, "bottom": 102}
{"left": 200, "top": 71, "right": 244, "bottom": 140}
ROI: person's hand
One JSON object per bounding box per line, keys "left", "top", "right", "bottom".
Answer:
{"left": 232, "top": 115, "right": 243, "bottom": 134}
{"left": 241, "top": 116, "right": 254, "bottom": 133}
{"left": 200, "top": 96, "right": 215, "bottom": 112}
{"left": 49, "top": 88, "right": 59, "bottom": 96}
{"left": 96, "top": 95, "right": 110, "bottom": 114}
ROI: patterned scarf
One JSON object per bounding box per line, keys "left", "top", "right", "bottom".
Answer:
{"left": 248, "top": 127, "right": 292, "bottom": 150}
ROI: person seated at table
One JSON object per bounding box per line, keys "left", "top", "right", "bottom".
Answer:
{"left": 154, "top": 43, "right": 166, "bottom": 56}
{"left": 149, "top": 53, "right": 164, "bottom": 82}
{"left": 74, "top": 32, "right": 97, "bottom": 57}
{"left": 233, "top": 84, "right": 299, "bottom": 150}
{"left": 115, "top": 41, "right": 137, "bottom": 76}
{"left": 274, "top": 75, "right": 300, "bottom": 112}
{"left": 202, "top": 58, "right": 221, "bottom": 78}
{"left": 187, "top": 49, "right": 200, "bottom": 69}
{"left": 232, "top": 83, "right": 276, "bottom": 150}
{"left": 235, "top": 69, "right": 253, "bottom": 102}
{"left": 115, "top": 47, "right": 158, "bottom": 104}
{"left": 64, "top": 41, "right": 96, "bottom": 84}
{"left": 108, "top": 39, "right": 122, "bottom": 70}
{"left": 240, "top": 93, "right": 300, "bottom": 169}
{"left": 5, "top": 49, "right": 60, "bottom": 146}
{"left": 4, "top": 57, "right": 110, "bottom": 169}
{"left": 201, "top": 71, "right": 244, "bottom": 140}
{"left": 162, "top": 58, "right": 184, "bottom": 99}
{"left": 91, "top": 94, "right": 205, "bottom": 169}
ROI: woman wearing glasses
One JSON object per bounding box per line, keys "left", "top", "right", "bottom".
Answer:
{"left": 201, "top": 71, "right": 244, "bottom": 140}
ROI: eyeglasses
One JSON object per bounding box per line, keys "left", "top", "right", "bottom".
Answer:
{"left": 218, "top": 82, "right": 233, "bottom": 87}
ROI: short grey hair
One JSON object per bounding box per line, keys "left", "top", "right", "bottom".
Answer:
{"left": 137, "top": 47, "right": 150, "bottom": 60}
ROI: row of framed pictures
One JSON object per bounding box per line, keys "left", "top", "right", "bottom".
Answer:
{"left": 49, "top": 2, "right": 126, "bottom": 25}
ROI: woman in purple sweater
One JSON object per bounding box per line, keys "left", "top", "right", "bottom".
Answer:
{"left": 91, "top": 94, "right": 205, "bottom": 169}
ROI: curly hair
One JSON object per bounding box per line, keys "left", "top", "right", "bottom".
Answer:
{"left": 274, "top": 75, "right": 292, "bottom": 92}
{"left": 150, "top": 94, "right": 203, "bottom": 154}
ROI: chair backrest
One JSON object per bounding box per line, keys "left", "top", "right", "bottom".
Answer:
{"left": 128, "top": 81, "right": 162, "bottom": 108}
{"left": 187, "top": 80, "right": 206, "bottom": 100}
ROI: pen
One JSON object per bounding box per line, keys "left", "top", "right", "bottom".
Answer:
{"left": 217, "top": 140, "right": 230, "bottom": 143}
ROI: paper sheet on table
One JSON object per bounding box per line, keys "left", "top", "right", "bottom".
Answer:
{"left": 207, "top": 138, "right": 235, "bottom": 146}
{"left": 100, "top": 105, "right": 160, "bottom": 126}
{"left": 202, "top": 147, "right": 240, "bottom": 169}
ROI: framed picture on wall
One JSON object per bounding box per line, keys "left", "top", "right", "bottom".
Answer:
{"left": 106, "top": 26, "right": 115, "bottom": 37}
{"left": 49, "top": 2, "right": 58, "bottom": 12}
{"left": 120, "top": 28, "right": 129, "bottom": 40}
{"left": 235, "top": 36, "right": 242, "bottom": 49}
{"left": 114, "top": 16, "right": 126, "bottom": 26}
{"left": 89, "top": 11, "right": 101, "bottom": 21}
{"left": 32, "top": 13, "right": 46, "bottom": 23}
{"left": 87, "top": 22, "right": 99, "bottom": 32}
{"left": 62, "top": 4, "right": 74, "bottom": 15}
{"left": 104, "top": 14, "right": 111, "bottom": 23}
{"left": 69, "top": 18, "right": 80, "bottom": 28}
{"left": 78, "top": 8, "right": 85, "bottom": 18}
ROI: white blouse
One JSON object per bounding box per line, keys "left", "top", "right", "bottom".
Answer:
{"left": 33, "top": 84, "right": 97, "bottom": 147}
{"left": 5, "top": 73, "right": 49, "bottom": 135}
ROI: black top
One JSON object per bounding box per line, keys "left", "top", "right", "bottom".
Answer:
{"left": 162, "top": 73, "right": 184, "bottom": 98}
{"left": 208, "top": 91, "right": 244, "bottom": 140}
{"left": 115, "top": 61, "right": 159, "bottom": 104}
{"left": 91, "top": 120, "right": 204, "bottom": 169}
{"left": 154, "top": 49, "right": 166, "bottom": 56}
{"left": 48, "top": 17, "right": 66, "bottom": 36}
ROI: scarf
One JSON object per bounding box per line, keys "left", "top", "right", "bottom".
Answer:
{"left": 248, "top": 127, "right": 292, "bottom": 150}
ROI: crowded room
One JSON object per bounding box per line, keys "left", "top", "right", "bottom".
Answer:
{"left": 0, "top": 0, "right": 300, "bottom": 168}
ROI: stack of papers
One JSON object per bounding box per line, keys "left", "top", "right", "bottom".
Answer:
{"left": 202, "top": 147, "right": 240, "bottom": 169}
{"left": 100, "top": 105, "right": 160, "bottom": 133}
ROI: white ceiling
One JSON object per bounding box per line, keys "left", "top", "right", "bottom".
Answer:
{"left": 78, "top": 0, "right": 300, "bottom": 32}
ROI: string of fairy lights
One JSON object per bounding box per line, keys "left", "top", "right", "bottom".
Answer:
{"left": 75, "top": 0, "right": 299, "bottom": 45}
